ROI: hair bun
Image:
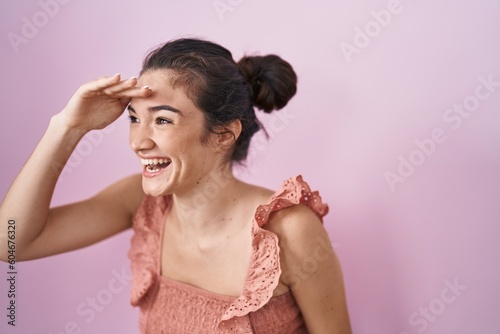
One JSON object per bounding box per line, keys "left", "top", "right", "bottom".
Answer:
{"left": 237, "top": 55, "right": 297, "bottom": 113}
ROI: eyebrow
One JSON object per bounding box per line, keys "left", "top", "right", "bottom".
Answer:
{"left": 127, "top": 104, "right": 183, "bottom": 115}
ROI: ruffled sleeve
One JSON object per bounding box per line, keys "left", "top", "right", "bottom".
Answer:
{"left": 128, "top": 195, "right": 170, "bottom": 306}
{"left": 218, "top": 175, "right": 329, "bottom": 333}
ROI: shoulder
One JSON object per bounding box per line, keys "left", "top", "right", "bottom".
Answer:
{"left": 264, "top": 203, "right": 335, "bottom": 286}
{"left": 263, "top": 204, "right": 330, "bottom": 257}
{"left": 248, "top": 177, "right": 352, "bottom": 331}
{"left": 254, "top": 175, "right": 329, "bottom": 250}
{"left": 265, "top": 204, "right": 325, "bottom": 243}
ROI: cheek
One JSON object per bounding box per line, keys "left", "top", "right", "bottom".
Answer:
{"left": 176, "top": 130, "right": 205, "bottom": 150}
{"left": 174, "top": 138, "right": 211, "bottom": 167}
{"left": 176, "top": 142, "right": 203, "bottom": 161}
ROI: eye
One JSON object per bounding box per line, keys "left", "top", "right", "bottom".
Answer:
{"left": 155, "top": 117, "right": 172, "bottom": 125}
{"left": 128, "top": 115, "right": 139, "bottom": 123}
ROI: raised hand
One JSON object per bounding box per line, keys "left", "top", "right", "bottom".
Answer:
{"left": 58, "top": 74, "right": 152, "bottom": 132}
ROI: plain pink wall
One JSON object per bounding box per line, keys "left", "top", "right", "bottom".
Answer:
{"left": 1, "top": 0, "right": 499, "bottom": 333}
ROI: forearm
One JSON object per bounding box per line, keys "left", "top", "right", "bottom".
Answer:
{"left": 0, "top": 113, "right": 86, "bottom": 259}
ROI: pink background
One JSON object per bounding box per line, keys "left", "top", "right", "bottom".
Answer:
{"left": 1, "top": 0, "right": 500, "bottom": 333}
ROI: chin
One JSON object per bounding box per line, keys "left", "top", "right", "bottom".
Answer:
{"left": 141, "top": 177, "right": 172, "bottom": 197}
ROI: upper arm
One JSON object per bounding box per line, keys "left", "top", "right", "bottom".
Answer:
{"left": 267, "top": 205, "right": 352, "bottom": 334}
{"left": 20, "top": 174, "right": 144, "bottom": 261}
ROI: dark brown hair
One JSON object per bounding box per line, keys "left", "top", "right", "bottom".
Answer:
{"left": 141, "top": 38, "right": 297, "bottom": 163}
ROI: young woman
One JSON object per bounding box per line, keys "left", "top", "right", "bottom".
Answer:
{"left": 0, "top": 38, "right": 351, "bottom": 333}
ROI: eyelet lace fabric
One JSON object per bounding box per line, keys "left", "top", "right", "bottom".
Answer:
{"left": 128, "top": 175, "right": 329, "bottom": 333}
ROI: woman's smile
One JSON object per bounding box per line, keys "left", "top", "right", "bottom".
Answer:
{"left": 140, "top": 157, "right": 172, "bottom": 177}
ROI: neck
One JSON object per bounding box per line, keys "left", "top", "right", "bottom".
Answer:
{"left": 169, "top": 166, "right": 245, "bottom": 237}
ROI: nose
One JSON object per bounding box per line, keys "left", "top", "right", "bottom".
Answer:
{"left": 129, "top": 125, "right": 155, "bottom": 154}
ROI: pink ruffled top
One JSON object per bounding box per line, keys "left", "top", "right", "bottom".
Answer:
{"left": 128, "top": 175, "right": 329, "bottom": 334}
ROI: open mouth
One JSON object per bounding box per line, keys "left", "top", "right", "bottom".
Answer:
{"left": 140, "top": 158, "right": 172, "bottom": 173}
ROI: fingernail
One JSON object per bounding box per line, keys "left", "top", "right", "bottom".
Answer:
{"left": 129, "top": 76, "right": 137, "bottom": 81}
{"left": 142, "top": 85, "right": 151, "bottom": 90}
{"left": 114, "top": 73, "right": 121, "bottom": 77}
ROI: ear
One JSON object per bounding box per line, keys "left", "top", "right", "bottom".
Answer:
{"left": 216, "top": 119, "right": 242, "bottom": 149}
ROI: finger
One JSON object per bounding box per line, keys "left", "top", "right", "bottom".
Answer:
{"left": 102, "top": 77, "right": 139, "bottom": 95}
{"left": 109, "top": 85, "right": 153, "bottom": 99}
{"left": 83, "top": 74, "right": 122, "bottom": 93}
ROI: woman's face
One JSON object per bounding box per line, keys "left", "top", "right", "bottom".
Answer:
{"left": 128, "top": 69, "right": 221, "bottom": 197}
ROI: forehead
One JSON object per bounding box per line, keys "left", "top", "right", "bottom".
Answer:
{"left": 131, "top": 70, "right": 199, "bottom": 116}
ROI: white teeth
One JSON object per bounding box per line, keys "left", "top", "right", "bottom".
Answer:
{"left": 140, "top": 158, "right": 171, "bottom": 166}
